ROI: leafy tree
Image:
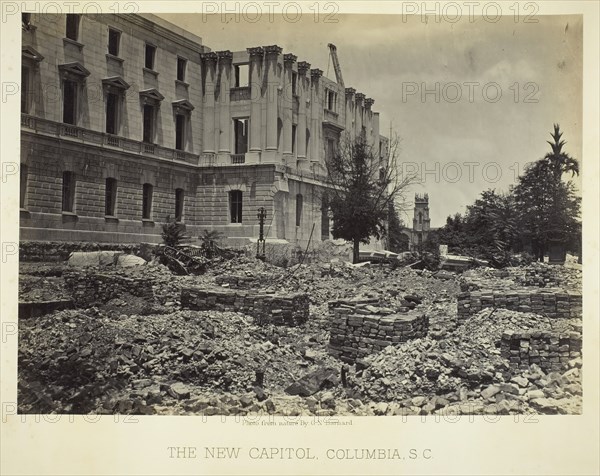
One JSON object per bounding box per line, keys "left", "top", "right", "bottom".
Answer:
{"left": 386, "top": 201, "right": 408, "bottom": 252}
{"left": 512, "top": 125, "right": 580, "bottom": 261}
{"left": 436, "top": 190, "right": 518, "bottom": 267}
{"left": 161, "top": 215, "right": 189, "bottom": 248}
{"left": 198, "top": 229, "right": 225, "bottom": 258}
{"left": 543, "top": 123, "right": 579, "bottom": 181}
{"left": 324, "top": 135, "right": 414, "bottom": 263}
{"left": 512, "top": 161, "right": 581, "bottom": 261}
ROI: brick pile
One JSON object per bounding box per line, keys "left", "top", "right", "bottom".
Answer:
{"left": 327, "top": 298, "right": 428, "bottom": 363}
{"left": 457, "top": 289, "right": 582, "bottom": 320}
{"left": 500, "top": 329, "right": 582, "bottom": 372}
{"left": 215, "top": 274, "right": 260, "bottom": 289}
{"left": 180, "top": 287, "right": 309, "bottom": 326}
{"left": 64, "top": 270, "right": 155, "bottom": 307}
{"left": 513, "top": 264, "right": 580, "bottom": 289}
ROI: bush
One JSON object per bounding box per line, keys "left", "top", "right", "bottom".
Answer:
{"left": 161, "top": 216, "right": 189, "bottom": 248}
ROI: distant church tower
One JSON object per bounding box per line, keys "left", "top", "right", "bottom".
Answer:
{"left": 412, "top": 193, "right": 431, "bottom": 249}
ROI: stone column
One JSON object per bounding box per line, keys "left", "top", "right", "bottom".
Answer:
{"left": 217, "top": 50, "right": 233, "bottom": 161}
{"left": 310, "top": 68, "right": 323, "bottom": 170}
{"left": 246, "top": 47, "right": 263, "bottom": 164}
{"left": 282, "top": 53, "right": 296, "bottom": 165}
{"left": 297, "top": 61, "right": 310, "bottom": 168}
{"left": 365, "top": 98, "right": 375, "bottom": 149}
{"left": 263, "top": 45, "right": 282, "bottom": 163}
{"left": 355, "top": 93, "right": 365, "bottom": 138}
{"left": 372, "top": 111, "right": 380, "bottom": 158}
{"left": 202, "top": 52, "right": 218, "bottom": 156}
{"left": 345, "top": 87, "right": 355, "bottom": 140}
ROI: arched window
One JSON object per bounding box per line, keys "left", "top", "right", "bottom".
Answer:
{"left": 418, "top": 212, "right": 423, "bottom": 224}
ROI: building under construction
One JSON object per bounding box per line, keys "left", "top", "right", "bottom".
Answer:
{"left": 20, "top": 13, "right": 388, "bottom": 247}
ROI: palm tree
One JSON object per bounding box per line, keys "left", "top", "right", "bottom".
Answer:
{"left": 543, "top": 124, "right": 579, "bottom": 181}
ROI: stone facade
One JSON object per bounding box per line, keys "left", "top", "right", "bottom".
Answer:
{"left": 180, "top": 287, "right": 309, "bottom": 326}
{"left": 327, "top": 298, "right": 428, "bottom": 363}
{"left": 20, "top": 13, "right": 388, "bottom": 247}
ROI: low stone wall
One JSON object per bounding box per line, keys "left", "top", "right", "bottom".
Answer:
{"left": 328, "top": 299, "right": 428, "bottom": 363}
{"left": 64, "top": 270, "right": 155, "bottom": 307}
{"left": 500, "top": 329, "right": 582, "bottom": 372}
{"left": 181, "top": 287, "right": 309, "bottom": 326}
{"left": 457, "top": 289, "right": 582, "bottom": 319}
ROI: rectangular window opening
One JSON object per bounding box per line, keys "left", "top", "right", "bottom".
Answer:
{"left": 327, "top": 90, "right": 336, "bottom": 111}
{"left": 234, "top": 64, "right": 249, "bottom": 88}
{"left": 175, "top": 114, "right": 186, "bottom": 151}
{"left": 177, "top": 57, "right": 187, "bottom": 82}
{"left": 106, "top": 92, "right": 118, "bottom": 134}
{"left": 63, "top": 80, "right": 77, "bottom": 125}
{"left": 291, "top": 125, "right": 297, "bottom": 154}
{"left": 108, "top": 28, "right": 120, "bottom": 56}
{"left": 65, "top": 14, "right": 80, "bottom": 41}
{"left": 142, "top": 104, "right": 155, "bottom": 143}
{"left": 142, "top": 183, "right": 153, "bottom": 219}
{"left": 62, "top": 171, "right": 75, "bottom": 212}
{"left": 229, "top": 190, "right": 243, "bottom": 224}
{"left": 175, "top": 188, "right": 184, "bottom": 221}
{"left": 145, "top": 43, "right": 156, "bottom": 70}
{"left": 233, "top": 118, "right": 248, "bottom": 154}
{"left": 105, "top": 177, "right": 117, "bottom": 216}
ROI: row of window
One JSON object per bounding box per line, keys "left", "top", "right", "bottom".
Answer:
{"left": 57, "top": 14, "right": 191, "bottom": 82}
{"left": 20, "top": 168, "right": 184, "bottom": 221}
{"left": 25, "top": 14, "right": 305, "bottom": 90}
{"left": 20, "top": 168, "right": 312, "bottom": 227}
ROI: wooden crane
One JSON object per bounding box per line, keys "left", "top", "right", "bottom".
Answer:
{"left": 327, "top": 43, "right": 344, "bottom": 87}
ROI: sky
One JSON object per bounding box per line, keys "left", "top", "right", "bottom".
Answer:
{"left": 158, "top": 11, "right": 583, "bottom": 227}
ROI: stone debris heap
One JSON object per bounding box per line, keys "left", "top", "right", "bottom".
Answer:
{"left": 181, "top": 287, "right": 309, "bottom": 326}
{"left": 64, "top": 270, "right": 154, "bottom": 307}
{"left": 457, "top": 288, "right": 582, "bottom": 320}
{"left": 500, "top": 329, "right": 582, "bottom": 372}
{"left": 328, "top": 297, "right": 428, "bottom": 363}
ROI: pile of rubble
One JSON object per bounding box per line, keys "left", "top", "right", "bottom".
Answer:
{"left": 18, "top": 306, "right": 341, "bottom": 414}
{"left": 351, "top": 308, "right": 582, "bottom": 415}
{"left": 18, "top": 250, "right": 583, "bottom": 416}
{"left": 462, "top": 262, "right": 582, "bottom": 292}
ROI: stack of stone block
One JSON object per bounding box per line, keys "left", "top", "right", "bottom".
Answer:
{"left": 181, "top": 287, "right": 309, "bottom": 326}
{"left": 457, "top": 289, "right": 582, "bottom": 319}
{"left": 327, "top": 298, "right": 428, "bottom": 363}
{"left": 500, "top": 329, "right": 582, "bottom": 372}
{"left": 214, "top": 274, "right": 259, "bottom": 289}
{"left": 64, "top": 270, "right": 154, "bottom": 307}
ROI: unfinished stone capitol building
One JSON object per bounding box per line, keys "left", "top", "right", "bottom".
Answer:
{"left": 20, "top": 13, "right": 389, "bottom": 247}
